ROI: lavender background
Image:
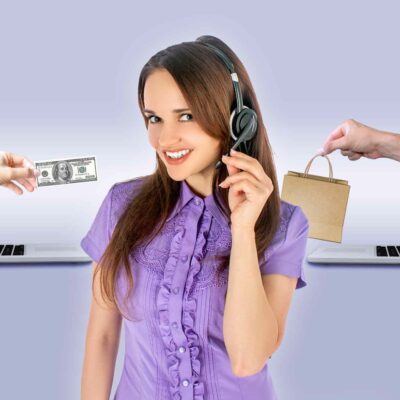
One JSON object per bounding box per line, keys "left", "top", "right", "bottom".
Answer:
{"left": 1, "top": 0, "right": 400, "bottom": 399}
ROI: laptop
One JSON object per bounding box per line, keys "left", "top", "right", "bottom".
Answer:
{"left": 307, "top": 244, "right": 400, "bottom": 264}
{"left": 0, "top": 243, "right": 91, "bottom": 263}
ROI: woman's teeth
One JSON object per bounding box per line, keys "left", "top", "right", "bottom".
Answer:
{"left": 166, "top": 149, "right": 191, "bottom": 159}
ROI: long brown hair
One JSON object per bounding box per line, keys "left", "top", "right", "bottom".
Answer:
{"left": 94, "top": 35, "right": 281, "bottom": 321}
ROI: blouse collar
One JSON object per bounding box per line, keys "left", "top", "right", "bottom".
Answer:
{"left": 166, "top": 179, "right": 230, "bottom": 226}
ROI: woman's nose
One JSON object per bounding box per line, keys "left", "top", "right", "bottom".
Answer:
{"left": 158, "top": 125, "right": 182, "bottom": 147}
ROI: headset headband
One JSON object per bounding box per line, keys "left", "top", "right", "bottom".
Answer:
{"left": 201, "top": 43, "right": 244, "bottom": 113}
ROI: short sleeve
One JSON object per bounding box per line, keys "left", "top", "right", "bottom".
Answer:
{"left": 80, "top": 184, "right": 115, "bottom": 263}
{"left": 259, "top": 205, "right": 309, "bottom": 289}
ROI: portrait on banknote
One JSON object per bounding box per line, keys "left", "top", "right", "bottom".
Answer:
{"left": 52, "top": 161, "right": 73, "bottom": 183}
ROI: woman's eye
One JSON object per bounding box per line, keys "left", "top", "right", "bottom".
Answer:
{"left": 148, "top": 115, "right": 160, "bottom": 124}
{"left": 180, "top": 113, "right": 193, "bottom": 122}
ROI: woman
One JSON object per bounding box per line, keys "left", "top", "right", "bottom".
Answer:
{"left": 80, "top": 35, "right": 309, "bottom": 400}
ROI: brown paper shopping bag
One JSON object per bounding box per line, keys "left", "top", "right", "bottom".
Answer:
{"left": 281, "top": 153, "right": 350, "bottom": 242}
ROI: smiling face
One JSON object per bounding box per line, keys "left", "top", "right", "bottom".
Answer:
{"left": 143, "top": 68, "right": 221, "bottom": 197}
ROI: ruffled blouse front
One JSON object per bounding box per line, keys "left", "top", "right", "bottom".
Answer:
{"left": 156, "top": 200, "right": 211, "bottom": 399}
{"left": 80, "top": 177, "right": 309, "bottom": 400}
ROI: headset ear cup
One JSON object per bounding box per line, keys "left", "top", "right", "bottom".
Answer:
{"left": 229, "top": 106, "right": 258, "bottom": 156}
{"left": 235, "top": 110, "right": 245, "bottom": 135}
{"left": 229, "top": 108, "right": 239, "bottom": 140}
{"left": 235, "top": 108, "right": 258, "bottom": 140}
{"left": 250, "top": 110, "right": 258, "bottom": 136}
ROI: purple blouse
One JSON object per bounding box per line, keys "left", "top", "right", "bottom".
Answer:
{"left": 80, "top": 177, "right": 309, "bottom": 400}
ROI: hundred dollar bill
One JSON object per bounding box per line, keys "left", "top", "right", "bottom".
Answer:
{"left": 34, "top": 156, "right": 98, "bottom": 187}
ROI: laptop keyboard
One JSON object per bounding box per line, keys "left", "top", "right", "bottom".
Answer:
{"left": 376, "top": 246, "right": 400, "bottom": 257}
{"left": 0, "top": 245, "right": 25, "bottom": 256}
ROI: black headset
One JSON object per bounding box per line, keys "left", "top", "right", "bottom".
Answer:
{"left": 199, "top": 42, "right": 258, "bottom": 169}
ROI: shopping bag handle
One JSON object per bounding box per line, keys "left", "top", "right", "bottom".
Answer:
{"left": 303, "top": 153, "right": 334, "bottom": 182}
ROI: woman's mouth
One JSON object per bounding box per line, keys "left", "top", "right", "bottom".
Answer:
{"left": 164, "top": 149, "right": 193, "bottom": 165}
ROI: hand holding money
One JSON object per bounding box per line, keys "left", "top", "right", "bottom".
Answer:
{"left": 0, "top": 151, "right": 40, "bottom": 195}
{"left": 35, "top": 156, "right": 98, "bottom": 187}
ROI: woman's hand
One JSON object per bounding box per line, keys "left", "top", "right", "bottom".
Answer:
{"left": 219, "top": 149, "right": 274, "bottom": 230}
{"left": 0, "top": 151, "right": 40, "bottom": 195}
